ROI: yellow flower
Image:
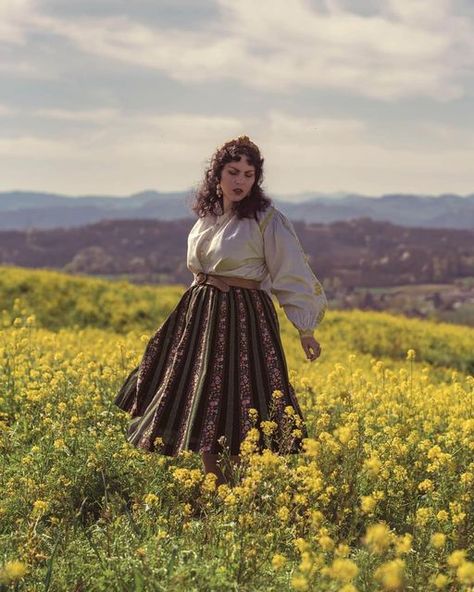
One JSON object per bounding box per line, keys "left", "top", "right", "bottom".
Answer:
{"left": 318, "top": 535, "right": 335, "bottom": 551}
{"left": 154, "top": 529, "right": 167, "bottom": 541}
{"left": 153, "top": 436, "right": 163, "bottom": 448}
{"left": 363, "top": 523, "right": 393, "bottom": 554}
{"left": 238, "top": 513, "right": 255, "bottom": 527}
{"left": 337, "top": 426, "right": 352, "bottom": 444}
{"left": 308, "top": 510, "right": 324, "bottom": 528}
{"left": 32, "top": 499, "right": 49, "bottom": 514}
{"left": 248, "top": 408, "right": 258, "bottom": 421}
{"left": 302, "top": 438, "right": 320, "bottom": 456}
{"left": 277, "top": 492, "right": 291, "bottom": 505}
{"left": 272, "top": 390, "right": 284, "bottom": 400}
{"left": 260, "top": 420, "right": 278, "bottom": 436}
{"left": 244, "top": 427, "right": 260, "bottom": 442}
{"left": 201, "top": 472, "right": 217, "bottom": 493}
{"left": 293, "top": 538, "right": 310, "bottom": 553}
{"left": 271, "top": 553, "right": 286, "bottom": 570}
{"left": 360, "top": 495, "right": 377, "bottom": 514}
{"left": 457, "top": 561, "right": 474, "bottom": 585}
{"left": 394, "top": 533, "right": 412, "bottom": 556}
{"left": 335, "top": 543, "right": 351, "bottom": 557}
{"left": 217, "top": 484, "right": 231, "bottom": 500}
{"left": 299, "top": 551, "right": 313, "bottom": 574}
{"left": 406, "top": 349, "right": 416, "bottom": 360}
{"left": 339, "top": 585, "right": 358, "bottom": 592}
{"left": 430, "top": 532, "right": 446, "bottom": 549}
{"left": 291, "top": 574, "right": 309, "bottom": 591}
{"left": 418, "top": 479, "right": 434, "bottom": 492}
{"left": 374, "top": 558, "right": 405, "bottom": 590}
{"left": 327, "top": 557, "right": 359, "bottom": 582}
{"left": 26, "top": 314, "right": 36, "bottom": 326}
{"left": 436, "top": 510, "right": 449, "bottom": 522}
{"left": 224, "top": 493, "right": 237, "bottom": 506}
{"left": 447, "top": 550, "right": 467, "bottom": 567}
{"left": 430, "top": 573, "right": 449, "bottom": 589}
{"left": 143, "top": 493, "right": 159, "bottom": 507}
{"left": 0, "top": 560, "right": 28, "bottom": 584}
{"left": 277, "top": 506, "right": 290, "bottom": 522}
{"left": 293, "top": 493, "right": 308, "bottom": 506}
{"left": 415, "top": 507, "right": 431, "bottom": 526}
{"left": 452, "top": 512, "right": 466, "bottom": 525}
{"left": 363, "top": 456, "right": 382, "bottom": 476}
{"left": 169, "top": 467, "right": 202, "bottom": 489}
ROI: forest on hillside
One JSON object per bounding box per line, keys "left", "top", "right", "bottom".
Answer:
{"left": 0, "top": 216, "right": 473, "bottom": 325}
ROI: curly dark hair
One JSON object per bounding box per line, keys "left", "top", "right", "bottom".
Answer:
{"left": 188, "top": 135, "right": 273, "bottom": 221}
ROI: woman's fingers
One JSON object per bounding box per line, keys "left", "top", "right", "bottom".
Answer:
{"left": 301, "top": 337, "right": 321, "bottom": 361}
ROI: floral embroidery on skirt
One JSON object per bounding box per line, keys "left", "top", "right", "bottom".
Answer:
{"left": 114, "top": 284, "right": 309, "bottom": 456}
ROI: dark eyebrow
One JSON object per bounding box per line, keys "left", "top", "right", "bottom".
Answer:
{"left": 229, "top": 166, "right": 255, "bottom": 173}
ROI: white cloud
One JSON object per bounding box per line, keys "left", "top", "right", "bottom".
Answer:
{"left": 0, "top": 0, "right": 32, "bottom": 44}
{"left": 0, "top": 110, "right": 472, "bottom": 194}
{"left": 0, "top": 134, "right": 71, "bottom": 158}
{"left": 385, "top": 0, "right": 454, "bottom": 23}
{"left": 0, "top": 0, "right": 58, "bottom": 78}
{"left": 0, "top": 2, "right": 472, "bottom": 195}
{"left": 0, "top": 103, "right": 17, "bottom": 116}
{"left": 1, "top": 0, "right": 472, "bottom": 100}
{"left": 33, "top": 107, "right": 121, "bottom": 123}
{"left": 0, "top": 58, "right": 56, "bottom": 78}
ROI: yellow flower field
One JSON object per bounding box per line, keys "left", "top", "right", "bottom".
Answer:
{"left": 0, "top": 265, "right": 473, "bottom": 591}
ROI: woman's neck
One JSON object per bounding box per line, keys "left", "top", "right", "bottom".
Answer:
{"left": 222, "top": 200, "right": 233, "bottom": 214}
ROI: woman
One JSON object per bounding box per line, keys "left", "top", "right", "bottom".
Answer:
{"left": 114, "top": 135, "right": 328, "bottom": 487}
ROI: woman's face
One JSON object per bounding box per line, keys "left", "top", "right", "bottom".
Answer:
{"left": 219, "top": 157, "right": 256, "bottom": 205}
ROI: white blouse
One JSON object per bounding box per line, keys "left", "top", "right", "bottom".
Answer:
{"left": 186, "top": 204, "right": 328, "bottom": 337}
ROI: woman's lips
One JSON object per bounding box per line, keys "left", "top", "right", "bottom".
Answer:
{"left": 233, "top": 189, "right": 243, "bottom": 194}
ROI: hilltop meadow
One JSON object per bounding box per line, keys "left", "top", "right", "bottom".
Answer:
{"left": 0, "top": 266, "right": 473, "bottom": 591}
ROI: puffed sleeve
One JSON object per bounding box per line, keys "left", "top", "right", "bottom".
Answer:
{"left": 263, "top": 207, "right": 328, "bottom": 337}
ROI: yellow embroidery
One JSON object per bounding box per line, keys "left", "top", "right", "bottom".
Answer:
{"left": 259, "top": 206, "right": 276, "bottom": 235}
{"left": 314, "top": 280, "right": 323, "bottom": 296}
{"left": 316, "top": 308, "right": 326, "bottom": 324}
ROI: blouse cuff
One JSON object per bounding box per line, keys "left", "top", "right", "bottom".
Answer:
{"left": 297, "top": 327, "right": 315, "bottom": 338}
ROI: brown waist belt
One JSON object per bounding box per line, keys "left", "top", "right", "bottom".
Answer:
{"left": 192, "top": 272, "right": 261, "bottom": 292}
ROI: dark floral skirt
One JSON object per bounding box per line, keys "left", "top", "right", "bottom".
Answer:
{"left": 114, "top": 283, "right": 309, "bottom": 457}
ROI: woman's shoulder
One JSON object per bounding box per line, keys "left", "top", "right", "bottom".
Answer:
{"left": 256, "top": 204, "right": 295, "bottom": 235}
{"left": 254, "top": 204, "right": 278, "bottom": 231}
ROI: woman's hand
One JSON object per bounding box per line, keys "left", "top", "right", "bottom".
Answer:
{"left": 300, "top": 335, "right": 322, "bottom": 362}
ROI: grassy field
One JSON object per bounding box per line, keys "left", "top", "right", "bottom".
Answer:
{"left": 1, "top": 266, "right": 473, "bottom": 591}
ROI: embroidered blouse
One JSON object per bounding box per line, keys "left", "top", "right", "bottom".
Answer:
{"left": 186, "top": 204, "right": 328, "bottom": 337}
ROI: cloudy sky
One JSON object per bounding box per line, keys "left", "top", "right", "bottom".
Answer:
{"left": 1, "top": 0, "right": 473, "bottom": 198}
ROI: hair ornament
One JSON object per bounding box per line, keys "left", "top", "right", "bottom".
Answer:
{"left": 216, "top": 134, "right": 261, "bottom": 156}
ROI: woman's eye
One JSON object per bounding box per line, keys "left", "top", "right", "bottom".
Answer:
{"left": 228, "top": 171, "right": 254, "bottom": 177}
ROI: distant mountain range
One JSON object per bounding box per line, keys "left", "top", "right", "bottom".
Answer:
{"left": 0, "top": 190, "right": 473, "bottom": 230}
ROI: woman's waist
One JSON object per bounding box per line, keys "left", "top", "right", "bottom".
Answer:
{"left": 192, "top": 272, "right": 262, "bottom": 292}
